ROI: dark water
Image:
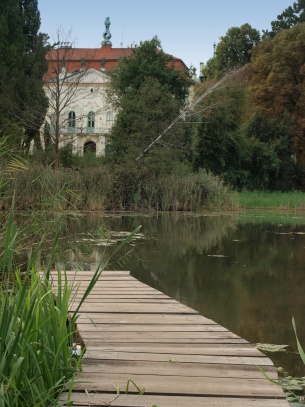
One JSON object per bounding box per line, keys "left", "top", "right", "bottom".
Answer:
{"left": 56, "top": 211, "right": 305, "bottom": 376}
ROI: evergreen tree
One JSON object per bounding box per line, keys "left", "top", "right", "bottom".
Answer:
{"left": 0, "top": 0, "right": 48, "bottom": 150}
{"left": 263, "top": 0, "right": 305, "bottom": 38}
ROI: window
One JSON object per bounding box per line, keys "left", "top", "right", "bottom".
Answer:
{"left": 68, "top": 111, "right": 76, "bottom": 128}
{"left": 50, "top": 114, "right": 56, "bottom": 133}
{"left": 88, "top": 111, "right": 95, "bottom": 129}
{"left": 106, "top": 111, "right": 113, "bottom": 128}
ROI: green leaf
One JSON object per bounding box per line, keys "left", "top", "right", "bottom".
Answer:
{"left": 292, "top": 317, "right": 305, "bottom": 365}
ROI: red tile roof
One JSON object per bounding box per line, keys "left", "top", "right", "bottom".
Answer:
{"left": 45, "top": 44, "right": 188, "bottom": 79}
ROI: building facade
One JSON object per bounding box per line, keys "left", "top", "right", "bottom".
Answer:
{"left": 43, "top": 18, "right": 189, "bottom": 156}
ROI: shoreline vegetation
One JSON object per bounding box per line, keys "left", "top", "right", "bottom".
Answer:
{"left": 2, "top": 163, "right": 238, "bottom": 212}
{"left": 2, "top": 163, "right": 305, "bottom": 213}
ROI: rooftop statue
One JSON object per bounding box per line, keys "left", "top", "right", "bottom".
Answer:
{"left": 102, "top": 17, "right": 112, "bottom": 46}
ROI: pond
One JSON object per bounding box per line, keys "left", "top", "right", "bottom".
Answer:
{"left": 54, "top": 211, "right": 305, "bottom": 377}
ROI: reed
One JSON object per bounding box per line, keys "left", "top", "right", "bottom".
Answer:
{"left": 0, "top": 203, "right": 77, "bottom": 406}
{"left": 2, "top": 163, "right": 237, "bottom": 212}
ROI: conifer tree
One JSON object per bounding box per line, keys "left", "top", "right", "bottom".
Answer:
{"left": 0, "top": 0, "right": 48, "bottom": 150}
{"left": 263, "top": 0, "right": 305, "bottom": 38}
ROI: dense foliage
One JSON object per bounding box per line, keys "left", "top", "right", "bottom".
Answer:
{"left": 203, "top": 24, "right": 260, "bottom": 78}
{"left": 0, "top": 0, "right": 48, "bottom": 150}
{"left": 215, "top": 24, "right": 260, "bottom": 71}
{"left": 108, "top": 37, "right": 193, "bottom": 171}
{"left": 194, "top": 0, "right": 305, "bottom": 191}
{"left": 250, "top": 23, "right": 305, "bottom": 170}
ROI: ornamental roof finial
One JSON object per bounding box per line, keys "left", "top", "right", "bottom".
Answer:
{"left": 102, "top": 17, "right": 112, "bottom": 46}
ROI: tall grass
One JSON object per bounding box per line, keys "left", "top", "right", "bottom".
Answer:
{"left": 0, "top": 203, "right": 80, "bottom": 406}
{"left": 238, "top": 191, "right": 305, "bottom": 210}
{"left": 0, "top": 269, "right": 81, "bottom": 407}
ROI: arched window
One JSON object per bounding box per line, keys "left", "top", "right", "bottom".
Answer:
{"left": 84, "top": 140, "right": 96, "bottom": 154}
{"left": 106, "top": 111, "right": 113, "bottom": 128}
{"left": 87, "top": 111, "right": 95, "bottom": 133}
{"left": 68, "top": 111, "right": 76, "bottom": 128}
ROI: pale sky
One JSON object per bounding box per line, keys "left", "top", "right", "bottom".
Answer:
{"left": 39, "top": 0, "right": 292, "bottom": 75}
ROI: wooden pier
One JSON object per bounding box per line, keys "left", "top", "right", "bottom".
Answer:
{"left": 56, "top": 270, "right": 289, "bottom": 406}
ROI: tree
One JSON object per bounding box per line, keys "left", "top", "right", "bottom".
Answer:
{"left": 242, "top": 110, "right": 297, "bottom": 190}
{"left": 107, "top": 36, "right": 193, "bottom": 171}
{"left": 264, "top": 0, "right": 305, "bottom": 38}
{"left": 192, "top": 69, "right": 298, "bottom": 191}
{"left": 192, "top": 75, "right": 249, "bottom": 182}
{"left": 212, "top": 24, "right": 261, "bottom": 74}
{"left": 250, "top": 23, "right": 305, "bottom": 166}
{"left": 0, "top": 0, "right": 48, "bottom": 151}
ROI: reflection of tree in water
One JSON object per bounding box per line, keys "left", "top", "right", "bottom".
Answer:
{"left": 38, "top": 212, "right": 305, "bottom": 376}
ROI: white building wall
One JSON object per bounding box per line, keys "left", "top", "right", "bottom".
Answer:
{"left": 42, "top": 68, "right": 115, "bottom": 156}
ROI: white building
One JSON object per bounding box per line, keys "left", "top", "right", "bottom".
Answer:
{"left": 42, "top": 17, "right": 188, "bottom": 157}
{"left": 44, "top": 67, "right": 113, "bottom": 156}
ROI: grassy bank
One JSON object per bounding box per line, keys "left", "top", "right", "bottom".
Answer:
{"left": 238, "top": 191, "right": 305, "bottom": 210}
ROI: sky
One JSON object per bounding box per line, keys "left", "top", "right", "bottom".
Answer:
{"left": 39, "top": 0, "right": 292, "bottom": 75}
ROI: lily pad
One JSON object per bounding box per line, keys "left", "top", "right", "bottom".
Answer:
{"left": 255, "top": 343, "right": 289, "bottom": 353}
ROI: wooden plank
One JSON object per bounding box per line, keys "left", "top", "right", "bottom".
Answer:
{"left": 77, "top": 313, "right": 216, "bottom": 324}
{"left": 71, "top": 294, "right": 168, "bottom": 300}
{"left": 53, "top": 270, "right": 131, "bottom": 276}
{"left": 70, "top": 304, "right": 199, "bottom": 314}
{"left": 70, "top": 288, "right": 169, "bottom": 295}
{"left": 71, "top": 373, "right": 285, "bottom": 398}
{"left": 81, "top": 359, "right": 279, "bottom": 379}
{"left": 81, "top": 344, "right": 264, "bottom": 357}
{"left": 77, "top": 322, "right": 235, "bottom": 332}
{"left": 84, "top": 350, "right": 273, "bottom": 366}
{"left": 78, "top": 329, "right": 247, "bottom": 345}
{"left": 85, "top": 338, "right": 248, "bottom": 345}
{"left": 75, "top": 330, "right": 244, "bottom": 340}
{"left": 59, "top": 393, "right": 290, "bottom": 407}
{"left": 70, "top": 297, "right": 174, "bottom": 303}
{"left": 76, "top": 323, "right": 228, "bottom": 332}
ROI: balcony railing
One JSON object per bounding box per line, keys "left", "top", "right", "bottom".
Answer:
{"left": 50, "top": 127, "right": 111, "bottom": 135}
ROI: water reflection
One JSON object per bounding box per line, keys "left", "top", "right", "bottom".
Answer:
{"left": 55, "top": 212, "right": 305, "bottom": 376}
